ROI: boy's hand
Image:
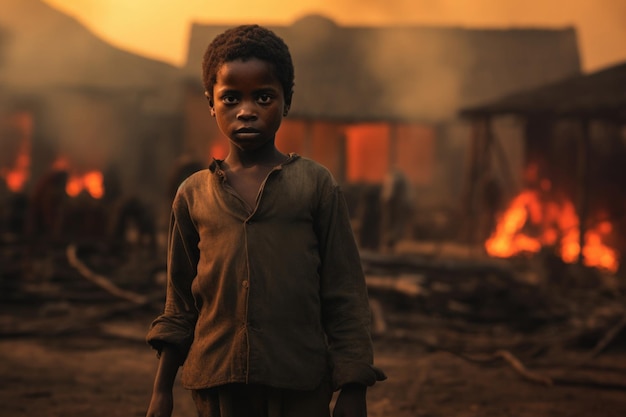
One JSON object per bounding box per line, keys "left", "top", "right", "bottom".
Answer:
{"left": 332, "top": 384, "right": 367, "bottom": 417}
{"left": 146, "top": 345, "right": 182, "bottom": 417}
{"left": 146, "top": 390, "right": 173, "bottom": 417}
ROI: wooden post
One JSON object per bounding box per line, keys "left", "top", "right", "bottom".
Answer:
{"left": 388, "top": 121, "right": 398, "bottom": 170}
{"left": 576, "top": 119, "right": 591, "bottom": 265}
{"left": 462, "top": 117, "right": 487, "bottom": 243}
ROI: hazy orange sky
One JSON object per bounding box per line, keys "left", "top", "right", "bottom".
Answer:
{"left": 41, "top": 0, "right": 626, "bottom": 72}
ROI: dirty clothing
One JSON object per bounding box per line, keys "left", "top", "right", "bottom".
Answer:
{"left": 146, "top": 154, "right": 384, "bottom": 392}
{"left": 191, "top": 379, "right": 333, "bottom": 417}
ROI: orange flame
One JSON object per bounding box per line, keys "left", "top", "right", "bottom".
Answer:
{"left": 65, "top": 171, "right": 105, "bottom": 199}
{"left": 52, "top": 157, "right": 105, "bottom": 199}
{"left": 486, "top": 187, "right": 619, "bottom": 273}
{"left": 1, "top": 112, "right": 33, "bottom": 192}
{"left": 3, "top": 150, "right": 30, "bottom": 192}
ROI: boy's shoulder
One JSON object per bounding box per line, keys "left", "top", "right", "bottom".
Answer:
{"left": 287, "top": 154, "right": 336, "bottom": 183}
{"left": 175, "top": 168, "right": 212, "bottom": 196}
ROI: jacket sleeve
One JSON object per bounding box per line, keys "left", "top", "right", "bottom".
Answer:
{"left": 146, "top": 194, "right": 199, "bottom": 359}
{"left": 315, "top": 182, "right": 387, "bottom": 390}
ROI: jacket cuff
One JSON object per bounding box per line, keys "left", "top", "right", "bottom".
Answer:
{"left": 332, "top": 363, "right": 387, "bottom": 391}
{"left": 145, "top": 317, "right": 194, "bottom": 359}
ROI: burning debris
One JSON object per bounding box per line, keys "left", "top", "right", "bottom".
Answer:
{"left": 486, "top": 163, "right": 620, "bottom": 273}
{"left": 0, "top": 111, "right": 32, "bottom": 193}
{"left": 54, "top": 157, "right": 105, "bottom": 200}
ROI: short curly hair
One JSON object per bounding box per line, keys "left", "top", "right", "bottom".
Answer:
{"left": 201, "top": 25, "right": 295, "bottom": 107}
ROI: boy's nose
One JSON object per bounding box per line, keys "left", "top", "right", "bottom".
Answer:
{"left": 237, "top": 102, "right": 258, "bottom": 120}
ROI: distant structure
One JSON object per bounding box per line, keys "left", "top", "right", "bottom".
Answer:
{"left": 460, "top": 62, "right": 626, "bottom": 255}
{"left": 0, "top": 0, "right": 183, "bottom": 218}
{"left": 0, "top": 6, "right": 585, "bottom": 241}
{"left": 184, "top": 15, "right": 581, "bottom": 123}
{"left": 181, "top": 15, "right": 582, "bottom": 241}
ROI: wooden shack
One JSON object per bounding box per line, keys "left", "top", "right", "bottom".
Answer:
{"left": 0, "top": 0, "right": 183, "bottom": 208}
{"left": 460, "top": 62, "right": 626, "bottom": 273}
{"left": 180, "top": 15, "right": 582, "bottom": 242}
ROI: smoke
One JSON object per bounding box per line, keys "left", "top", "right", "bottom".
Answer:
{"left": 37, "top": 0, "right": 626, "bottom": 71}
{"left": 575, "top": 0, "right": 626, "bottom": 70}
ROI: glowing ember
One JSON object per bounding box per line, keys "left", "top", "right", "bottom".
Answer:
{"left": 52, "top": 157, "right": 105, "bottom": 199}
{"left": 65, "top": 171, "right": 105, "bottom": 199}
{"left": 1, "top": 112, "right": 33, "bottom": 192}
{"left": 486, "top": 188, "right": 619, "bottom": 273}
{"left": 583, "top": 222, "right": 619, "bottom": 272}
{"left": 3, "top": 149, "right": 30, "bottom": 192}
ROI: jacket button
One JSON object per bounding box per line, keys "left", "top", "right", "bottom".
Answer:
{"left": 242, "top": 280, "right": 249, "bottom": 288}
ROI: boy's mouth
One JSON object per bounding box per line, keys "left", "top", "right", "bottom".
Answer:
{"left": 234, "top": 127, "right": 261, "bottom": 138}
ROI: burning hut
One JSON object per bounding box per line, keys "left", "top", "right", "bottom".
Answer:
{"left": 0, "top": 0, "right": 184, "bottom": 240}
{"left": 460, "top": 62, "right": 626, "bottom": 275}
{"left": 182, "top": 15, "right": 582, "bottom": 247}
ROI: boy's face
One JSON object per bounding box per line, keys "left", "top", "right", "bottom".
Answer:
{"left": 210, "top": 58, "right": 288, "bottom": 152}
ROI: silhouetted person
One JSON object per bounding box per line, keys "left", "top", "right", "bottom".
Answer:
{"left": 26, "top": 169, "right": 69, "bottom": 241}
{"left": 380, "top": 168, "right": 413, "bottom": 252}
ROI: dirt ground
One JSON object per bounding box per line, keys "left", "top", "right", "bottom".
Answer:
{"left": 2, "top": 303, "right": 626, "bottom": 417}
{"left": 2, "top": 242, "right": 626, "bottom": 417}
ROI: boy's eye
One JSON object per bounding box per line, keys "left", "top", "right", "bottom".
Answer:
{"left": 221, "top": 95, "right": 239, "bottom": 105}
{"left": 257, "top": 94, "right": 273, "bottom": 104}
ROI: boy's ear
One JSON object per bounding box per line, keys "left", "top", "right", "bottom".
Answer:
{"left": 283, "top": 91, "right": 293, "bottom": 117}
{"left": 204, "top": 91, "right": 214, "bottom": 107}
{"left": 204, "top": 91, "right": 215, "bottom": 116}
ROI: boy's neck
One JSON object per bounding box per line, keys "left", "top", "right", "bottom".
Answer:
{"left": 225, "top": 145, "right": 287, "bottom": 170}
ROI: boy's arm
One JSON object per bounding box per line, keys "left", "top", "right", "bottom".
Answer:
{"left": 146, "top": 196, "right": 199, "bottom": 357}
{"left": 146, "top": 193, "right": 200, "bottom": 417}
{"left": 146, "top": 345, "right": 185, "bottom": 417}
{"left": 315, "top": 184, "right": 386, "bottom": 389}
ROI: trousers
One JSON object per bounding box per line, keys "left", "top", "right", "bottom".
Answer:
{"left": 192, "top": 381, "right": 333, "bottom": 417}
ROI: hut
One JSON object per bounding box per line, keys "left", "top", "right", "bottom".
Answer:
{"left": 460, "top": 62, "right": 626, "bottom": 273}
{"left": 181, "top": 15, "right": 582, "bottom": 245}
{"left": 0, "top": 0, "right": 183, "bottom": 208}
{"left": 0, "top": 0, "right": 186, "bottom": 240}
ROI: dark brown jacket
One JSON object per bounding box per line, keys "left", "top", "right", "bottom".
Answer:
{"left": 147, "top": 154, "right": 385, "bottom": 391}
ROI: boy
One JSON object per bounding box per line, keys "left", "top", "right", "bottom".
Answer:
{"left": 145, "top": 24, "right": 385, "bottom": 417}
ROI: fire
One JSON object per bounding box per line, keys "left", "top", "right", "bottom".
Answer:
{"left": 66, "top": 171, "right": 105, "bottom": 199}
{"left": 3, "top": 149, "right": 30, "bottom": 192}
{"left": 1, "top": 112, "right": 33, "bottom": 192}
{"left": 486, "top": 187, "right": 619, "bottom": 273}
{"left": 52, "top": 157, "right": 105, "bottom": 199}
